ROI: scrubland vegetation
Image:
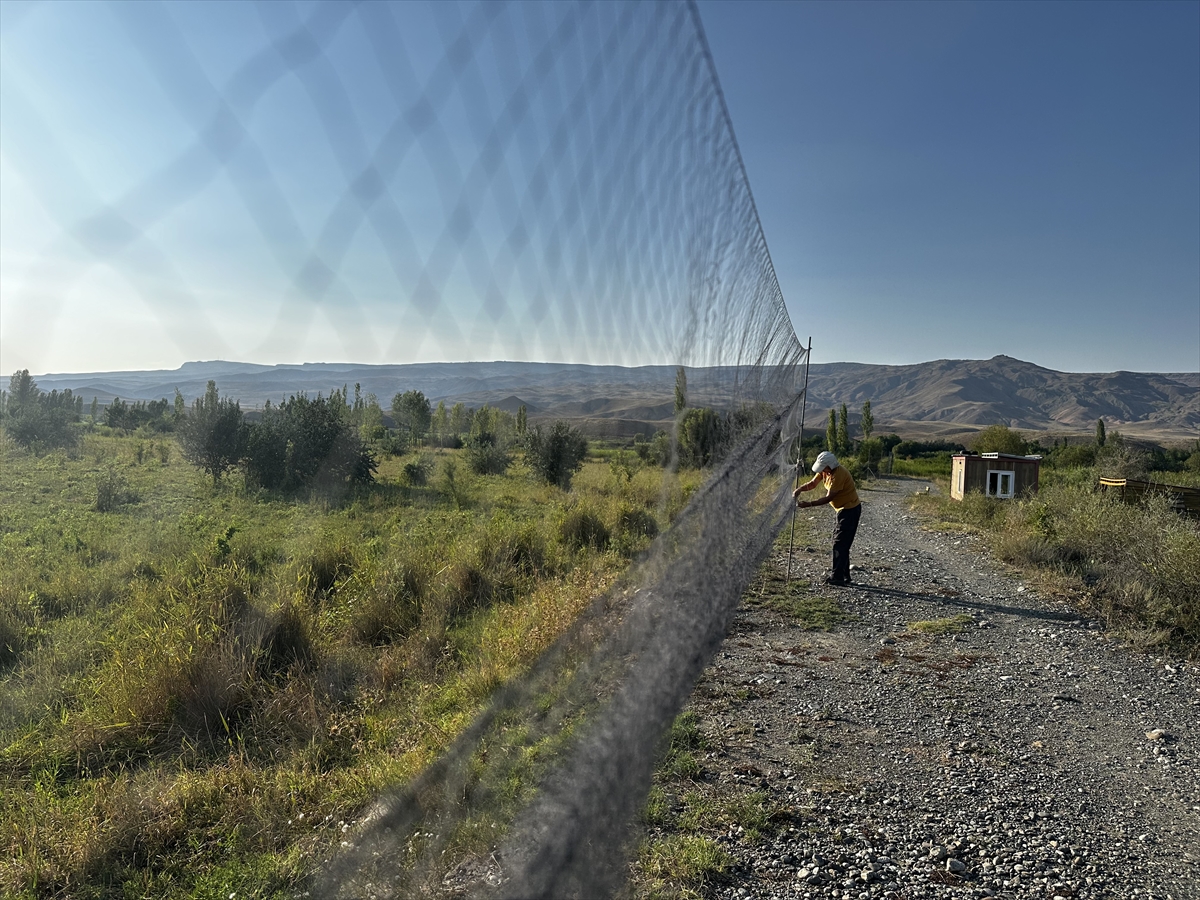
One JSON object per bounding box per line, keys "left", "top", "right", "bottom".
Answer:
{"left": 0, "top": 411, "right": 704, "bottom": 897}
{"left": 910, "top": 452, "right": 1200, "bottom": 656}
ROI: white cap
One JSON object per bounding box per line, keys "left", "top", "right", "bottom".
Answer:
{"left": 812, "top": 451, "right": 838, "bottom": 473}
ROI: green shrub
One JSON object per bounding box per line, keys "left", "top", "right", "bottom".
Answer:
{"left": 559, "top": 509, "right": 610, "bottom": 551}
{"left": 616, "top": 506, "right": 658, "bottom": 540}
{"left": 94, "top": 467, "right": 138, "bottom": 512}
{"left": 445, "top": 563, "right": 494, "bottom": 623}
{"left": 256, "top": 603, "right": 315, "bottom": 675}
{"left": 298, "top": 539, "right": 357, "bottom": 600}
{"left": 403, "top": 456, "right": 432, "bottom": 486}
{"left": 525, "top": 421, "right": 588, "bottom": 488}
{"left": 971, "top": 425, "right": 1027, "bottom": 455}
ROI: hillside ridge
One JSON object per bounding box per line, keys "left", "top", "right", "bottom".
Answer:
{"left": 27, "top": 355, "right": 1199, "bottom": 435}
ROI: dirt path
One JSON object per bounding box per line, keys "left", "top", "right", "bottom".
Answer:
{"left": 685, "top": 477, "right": 1200, "bottom": 900}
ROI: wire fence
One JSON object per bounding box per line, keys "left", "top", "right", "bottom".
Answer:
{"left": 2, "top": 1, "right": 808, "bottom": 895}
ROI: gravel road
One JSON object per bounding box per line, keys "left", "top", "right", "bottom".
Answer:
{"left": 685, "top": 477, "right": 1199, "bottom": 900}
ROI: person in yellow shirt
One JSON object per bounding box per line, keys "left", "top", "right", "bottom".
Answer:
{"left": 793, "top": 451, "right": 861, "bottom": 586}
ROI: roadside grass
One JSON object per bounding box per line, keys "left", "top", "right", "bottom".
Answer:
{"left": 909, "top": 471, "right": 1200, "bottom": 656}
{"left": 629, "top": 708, "right": 785, "bottom": 898}
{"left": 745, "top": 574, "right": 852, "bottom": 631}
{"left": 0, "top": 432, "right": 703, "bottom": 897}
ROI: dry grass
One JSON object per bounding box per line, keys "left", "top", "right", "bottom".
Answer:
{"left": 911, "top": 480, "right": 1200, "bottom": 656}
{"left": 0, "top": 436, "right": 703, "bottom": 898}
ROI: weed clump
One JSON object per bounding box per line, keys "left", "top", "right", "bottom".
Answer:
{"left": 298, "top": 538, "right": 357, "bottom": 600}
{"left": 94, "top": 466, "right": 138, "bottom": 512}
{"left": 559, "top": 509, "right": 610, "bottom": 551}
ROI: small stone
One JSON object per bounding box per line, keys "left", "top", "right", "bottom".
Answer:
{"left": 1145, "top": 729, "right": 1168, "bottom": 741}
{"left": 946, "top": 858, "right": 967, "bottom": 875}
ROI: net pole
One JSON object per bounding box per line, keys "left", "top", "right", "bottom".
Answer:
{"left": 785, "top": 337, "right": 813, "bottom": 585}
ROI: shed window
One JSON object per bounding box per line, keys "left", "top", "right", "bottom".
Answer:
{"left": 986, "top": 469, "right": 1014, "bottom": 499}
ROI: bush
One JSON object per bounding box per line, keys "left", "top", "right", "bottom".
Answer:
{"left": 3, "top": 370, "right": 82, "bottom": 451}
{"left": 465, "top": 432, "right": 512, "bottom": 476}
{"left": 1096, "top": 434, "right": 1147, "bottom": 480}
{"left": 179, "top": 381, "right": 246, "bottom": 484}
{"left": 445, "top": 563, "right": 493, "bottom": 623}
{"left": 403, "top": 456, "right": 433, "bottom": 486}
{"left": 971, "top": 425, "right": 1027, "bottom": 455}
{"left": 559, "top": 508, "right": 610, "bottom": 551}
{"left": 892, "top": 438, "right": 964, "bottom": 458}
{"left": 94, "top": 467, "right": 138, "bottom": 512}
{"left": 244, "top": 393, "right": 375, "bottom": 492}
{"left": 1047, "top": 444, "right": 1096, "bottom": 469}
{"left": 616, "top": 507, "right": 658, "bottom": 539}
{"left": 526, "top": 421, "right": 589, "bottom": 488}
{"left": 678, "top": 407, "right": 725, "bottom": 468}
{"left": 298, "top": 539, "right": 357, "bottom": 600}
{"left": 635, "top": 431, "right": 672, "bottom": 466}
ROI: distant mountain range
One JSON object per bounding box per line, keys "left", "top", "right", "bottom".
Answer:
{"left": 28, "top": 355, "right": 1199, "bottom": 439}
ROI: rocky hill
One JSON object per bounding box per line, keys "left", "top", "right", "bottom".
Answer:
{"left": 802, "top": 355, "right": 1199, "bottom": 432}
{"left": 29, "top": 355, "right": 1198, "bottom": 438}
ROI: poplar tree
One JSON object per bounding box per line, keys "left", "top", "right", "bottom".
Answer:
{"left": 861, "top": 399, "right": 874, "bottom": 441}
{"left": 1095, "top": 418, "right": 1106, "bottom": 447}
{"left": 674, "top": 367, "right": 687, "bottom": 415}
{"left": 826, "top": 409, "right": 837, "bottom": 453}
{"left": 837, "top": 403, "right": 850, "bottom": 455}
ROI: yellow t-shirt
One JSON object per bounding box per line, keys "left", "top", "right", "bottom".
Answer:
{"left": 822, "top": 466, "right": 860, "bottom": 511}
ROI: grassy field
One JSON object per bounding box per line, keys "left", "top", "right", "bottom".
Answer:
{"left": 0, "top": 431, "right": 702, "bottom": 898}
{"left": 910, "top": 469, "right": 1200, "bottom": 656}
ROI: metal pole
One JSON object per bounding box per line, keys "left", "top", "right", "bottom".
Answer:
{"left": 786, "top": 338, "right": 813, "bottom": 585}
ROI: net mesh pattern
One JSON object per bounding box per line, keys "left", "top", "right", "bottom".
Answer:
{"left": 2, "top": 1, "right": 809, "bottom": 895}
{"left": 2, "top": 0, "right": 804, "bottom": 395}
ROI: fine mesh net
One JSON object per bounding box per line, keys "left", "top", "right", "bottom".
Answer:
{"left": 2, "top": 1, "right": 809, "bottom": 895}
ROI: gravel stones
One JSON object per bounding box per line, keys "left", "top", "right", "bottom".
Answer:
{"left": 684, "top": 479, "right": 1199, "bottom": 900}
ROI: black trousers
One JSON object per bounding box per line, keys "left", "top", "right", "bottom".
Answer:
{"left": 831, "top": 503, "right": 862, "bottom": 582}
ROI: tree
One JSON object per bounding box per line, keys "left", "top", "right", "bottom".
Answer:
{"left": 393, "top": 390, "right": 432, "bottom": 444}
{"left": 861, "top": 400, "right": 874, "bottom": 442}
{"left": 1095, "top": 418, "right": 1106, "bottom": 448}
{"left": 8, "top": 369, "right": 36, "bottom": 412}
{"left": 674, "top": 367, "right": 687, "bottom": 415}
{"left": 360, "top": 394, "right": 385, "bottom": 441}
{"left": 465, "top": 404, "right": 513, "bottom": 475}
{"left": 244, "top": 392, "right": 375, "bottom": 491}
{"left": 4, "top": 370, "right": 80, "bottom": 450}
{"left": 826, "top": 409, "right": 837, "bottom": 454}
{"left": 971, "top": 425, "right": 1027, "bottom": 456}
{"left": 431, "top": 401, "right": 449, "bottom": 444}
{"left": 525, "top": 421, "right": 589, "bottom": 488}
{"left": 105, "top": 397, "right": 129, "bottom": 430}
{"left": 517, "top": 404, "right": 527, "bottom": 435}
{"left": 179, "top": 381, "right": 246, "bottom": 484}
{"left": 837, "top": 403, "right": 850, "bottom": 455}
{"left": 678, "top": 407, "right": 725, "bottom": 468}
{"left": 449, "top": 402, "right": 468, "bottom": 438}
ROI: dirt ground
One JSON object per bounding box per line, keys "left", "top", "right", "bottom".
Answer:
{"left": 669, "top": 478, "right": 1200, "bottom": 900}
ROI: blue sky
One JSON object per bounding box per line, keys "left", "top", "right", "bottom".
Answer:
{"left": 700, "top": 0, "right": 1200, "bottom": 372}
{"left": 1, "top": 0, "right": 1197, "bottom": 377}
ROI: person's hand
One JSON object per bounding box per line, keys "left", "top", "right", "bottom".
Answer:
{"left": 796, "top": 499, "right": 809, "bottom": 509}
{"left": 792, "top": 486, "right": 803, "bottom": 499}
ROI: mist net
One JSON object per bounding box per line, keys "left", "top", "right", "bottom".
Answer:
{"left": 2, "top": 0, "right": 809, "bottom": 895}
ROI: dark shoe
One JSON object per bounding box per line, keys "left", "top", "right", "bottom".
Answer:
{"left": 822, "top": 575, "right": 851, "bottom": 586}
